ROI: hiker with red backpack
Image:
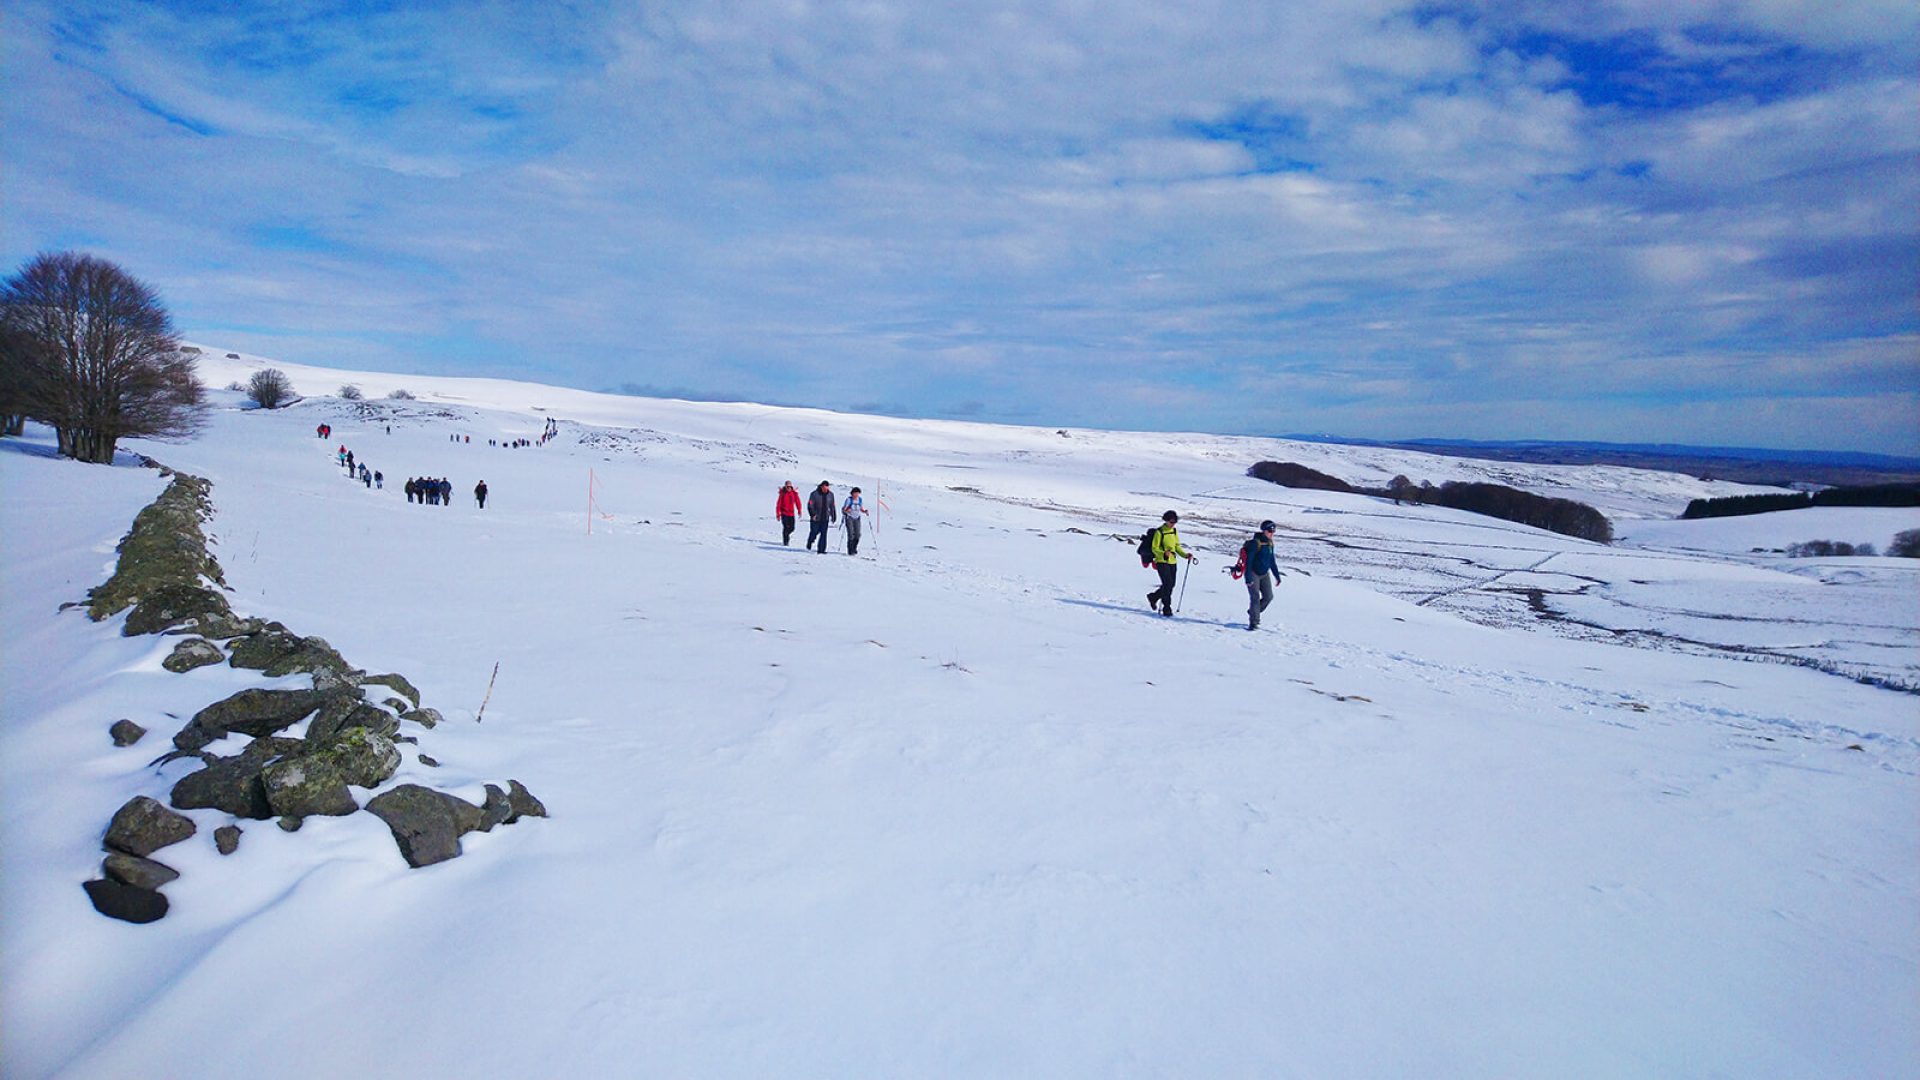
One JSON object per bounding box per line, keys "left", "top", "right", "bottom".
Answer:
{"left": 1144, "top": 510, "right": 1195, "bottom": 616}
{"left": 1235, "top": 520, "right": 1282, "bottom": 630}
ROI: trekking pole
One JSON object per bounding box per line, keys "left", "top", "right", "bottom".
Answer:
{"left": 1176, "top": 557, "right": 1192, "bottom": 613}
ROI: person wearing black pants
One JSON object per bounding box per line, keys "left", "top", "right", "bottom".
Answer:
{"left": 1145, "top": 510, "right": 1195, "bottom": 616}
{"left": 806, "top": 481, "right": 836, "bottom": 554}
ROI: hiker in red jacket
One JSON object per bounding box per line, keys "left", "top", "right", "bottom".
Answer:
{"left": 775, "top": 481, "right": 803, "bottom": 546}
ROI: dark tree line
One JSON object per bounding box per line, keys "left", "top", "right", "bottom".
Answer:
{"left": 0, "top": 252, "right": 205, "bottom": 463}
{"left": 1682, "top": 483, "right": 1920, "bottom": 519}
{"left": 1246, "top": 461, "right": 1355, "bottom": 493}
{"left": 1248, "top": 460, "right": 1615, "bottom": 543}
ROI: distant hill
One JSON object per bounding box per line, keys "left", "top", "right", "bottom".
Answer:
{"left": 1282, "top": 436, "right": 1920, "bottom": 488}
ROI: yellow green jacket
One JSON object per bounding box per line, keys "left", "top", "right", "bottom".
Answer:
{"left": 1151, "top": 524, "right": 1192, "bottom": 564}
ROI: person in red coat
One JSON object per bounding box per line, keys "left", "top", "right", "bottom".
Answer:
{"left": 774, "top": 481, "right": 803, "bottom": 546}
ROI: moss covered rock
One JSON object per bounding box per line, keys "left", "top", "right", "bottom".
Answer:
{"left": 261, "top": 756, "right": 358, "bottom": 818}
{"left": 162, "top": 637, "right": 224, "bottom": 673}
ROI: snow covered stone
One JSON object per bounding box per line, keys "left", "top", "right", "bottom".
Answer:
{"left": 169, "top": 738, "right": 304, "bottom": 819}
{"left": 103, "top": 796, "right": 195, "bottom": 857}
{"left": 228, "top": 628, "right": 353, "bottom": 680}
{"left": 317, "top": 727, "right": 401, "bottom": 788}
{"left": 261, "top": 756, "right": 358, "bottom": 818}
{"left": 103, "top": 852, "right": 180, "bottom": 891}
{"left": 124, "top": 584, "right": 232, "bottom": 637}
{"left": 361, "top": 672, "right": 421, "bottom": 709}
{"left": 162, "top": 637, "right": 224, "bottom": 673}
{"left": 306, "top": 698, "right": 397, "bottom": 746}
{"left": 505, "top": 780, "right": 547, "bottom": 822}
{"left": 366, "top": 785, "right": 486, "bottom": 868}
{"left": 174, "top": 687, "right": 338, "bottom": 751}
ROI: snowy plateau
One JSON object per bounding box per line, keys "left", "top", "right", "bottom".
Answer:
{"left": 3, "top": 349, "right": 1916, "bottom": 1079}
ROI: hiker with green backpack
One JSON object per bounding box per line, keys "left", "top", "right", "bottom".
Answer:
{"left": 1143, "top": 510, "right": 1195, "bottom": 616}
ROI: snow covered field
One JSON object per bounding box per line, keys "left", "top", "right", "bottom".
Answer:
{"left": 3, "top": 353, "right": 1916, "bottom": 1079}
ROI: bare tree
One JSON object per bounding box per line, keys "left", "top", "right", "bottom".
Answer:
{"left": 0, "top": 252, "right": 205, "bottom": 462}
{"left": 248, "top": 369, "right": 295, "bottom": 409}
{"left": 338, "top": 383, "right": 363, "bottom": 400}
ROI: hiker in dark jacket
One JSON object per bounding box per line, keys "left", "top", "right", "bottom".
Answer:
{"left": 806, "top": 481, "right": 837, "bottom": 554}
{"left": 475, "top": 480, "right": 488, "bottom": 509}
{"left": 1243, "top": 520, "right": 1281, "bottom": 630}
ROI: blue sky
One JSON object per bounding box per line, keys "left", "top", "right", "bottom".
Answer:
{"left": 4, "top": 0, "right": 1916, "bottom": 453}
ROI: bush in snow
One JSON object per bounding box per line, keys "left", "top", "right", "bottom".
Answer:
{"left": 247, "top": 369, "right": 295, "bottom": 409}
{"left": 1890, "top": 529, "right": 1920, "bottom": 559}
{"left": 339, "top": 384, "right": 363, "bottom": 400}
{"left": 387, "top": 388, "right": 415, "bottom": 400}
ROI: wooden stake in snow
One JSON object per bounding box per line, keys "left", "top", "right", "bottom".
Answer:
{"left": 475, "top": 662, "right": 499, "bottom": 723}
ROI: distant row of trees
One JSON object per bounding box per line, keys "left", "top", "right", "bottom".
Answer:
{"left": 1246, "top": 461, "right": 1615, "bottom": 543}
{"left": 1682, "top": 484, "right": 1920, "bottom": 519}
{"left": 0, "top": 252, "right": 204, "bottom": 463}
{"left": 1788, "top": 531, "right": 1920, "bottom": 559}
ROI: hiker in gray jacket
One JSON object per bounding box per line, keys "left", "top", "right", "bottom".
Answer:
{"left": 842, "top": 487, "right": 867, "bottom": 555}
{"left": 806, "top": 481, "right": 836, "bottom": 554}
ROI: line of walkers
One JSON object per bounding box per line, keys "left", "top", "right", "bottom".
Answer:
{"left": 1142, "top": 510, "right": 1285, "bottom": 630}
{"left": 337, "top": 445, "right": 382, "bottom": 490}
{"left": 776, "top": 480, "right": 869, "bottom": 555}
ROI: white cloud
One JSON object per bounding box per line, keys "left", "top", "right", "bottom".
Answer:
{"left": 3, "top": 0, "right": 1915, "bottom": 452}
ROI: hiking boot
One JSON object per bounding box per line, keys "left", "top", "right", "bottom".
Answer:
{"left": 1147, "top": 592, "right": 1158, "bottom": 611}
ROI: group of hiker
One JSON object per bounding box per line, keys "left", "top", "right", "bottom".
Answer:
{"left": 775, "top": 480, "right": 869, "bottom": 555}
{"left": 1141, "top": 510, "right": 1284, "bottom": 630}
{"left": 403, "top": 476, "right": 488, "bottom": 508}
{"left": 770, "top": 483, "right": 1278, "bottom": 627}
{"left": 336, "top": 446, "right": 382, "bottom": 490}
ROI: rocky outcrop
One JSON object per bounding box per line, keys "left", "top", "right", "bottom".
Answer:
{"left": 87, "top": 472, "right": 229, "bottom": 636}
{"left": 77, "top": 465, "right": 545, "bottom": 923}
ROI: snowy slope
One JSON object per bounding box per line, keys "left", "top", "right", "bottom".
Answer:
{"left": 2, "top": 357, "right": 1916, "bottom": 1079}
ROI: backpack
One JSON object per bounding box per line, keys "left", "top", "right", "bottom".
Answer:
{"left": 1230, "top": 539, "right": 1251, "bottom": 580}
{"left": 1137, "top": 530, "right": 1155, "bottom": 568}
